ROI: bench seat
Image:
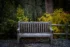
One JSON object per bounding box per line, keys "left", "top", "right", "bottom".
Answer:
{"left": 18, "top": 33, "right": 52, "bottom": 37}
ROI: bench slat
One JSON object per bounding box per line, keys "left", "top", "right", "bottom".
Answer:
{"left": 18, "top": 33, "right": 52, "bottom": 37}
{"left": 19, "top": 22, "right": 51, "bottom": 33}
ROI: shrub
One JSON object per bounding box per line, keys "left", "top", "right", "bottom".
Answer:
{"left": 16, "top": 5, "right": 29, "bottom": 21}
{"left": 38, "top": 13, "right": 52, "bottom": 22}
{"left": 52, "top": 9, "right": 70, "bottom": 24}
{"left": 38, "top": 8, "right": 70, "bottom": 33}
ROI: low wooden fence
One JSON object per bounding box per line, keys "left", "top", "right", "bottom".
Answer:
{"left": 51, "top": 24, "right": 70, "bottom": 39}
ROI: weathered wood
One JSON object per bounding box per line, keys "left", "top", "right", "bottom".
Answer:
{"left": 19, "top": 22, "right": 51, "bottom": 33}
{"left": 18, "top": 33, "right": 52, "bottom": 37}
{"left": 17, "top": 22, "right": 53, "bottom": 43}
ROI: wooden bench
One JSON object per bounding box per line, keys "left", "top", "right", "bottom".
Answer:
{"left": 17, "top": 21, "right": 53, "bottom": 44}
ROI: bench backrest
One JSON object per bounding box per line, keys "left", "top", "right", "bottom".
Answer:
{"left": 18, "top": 22, "right": 51, "bottom": 33}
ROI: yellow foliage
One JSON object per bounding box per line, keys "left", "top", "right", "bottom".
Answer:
{"left": 38, "top": 8, "right": 70, "bottom": 33}
{"left": 22, "top": 16, "right": 29, "bottom": 22}
{"left": 16, "top": 5, "right": 29, "bottom": 21}
{"left": 52, "top": 9, "right": 69, "bottom": 24}
{"left": 38, "top": 13, "right": 52, "bottom": 22}
{"left": 16, "top": 5, "right": 24, "bottom": 17}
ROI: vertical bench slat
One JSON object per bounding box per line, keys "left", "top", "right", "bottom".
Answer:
{"left": 24, "top": 23, "right": 25, "bottom": 33}
{"left": 33, "top": 23, "right": 34, "bottom": 33}
{"left": 31, "top": 23, "right": 32, "bottom": 33}
{"left": 30, "top": 23, "right": 31, "bottom": 33}
{"left": 38, "top": 23, "right": 39, "bottom": 33}
{"left": 43, "top": 24, "right": 44, "bottom": 32}
{"left": 26, "top": 23, "right": 28, "bottom": 33}
{"left": 39, "top": 23, "right": 41, "bottom": 33}
{"left": 27, "top": 23, "right": 28, "bottom": 33}
{"left": 26, "top": 23, "right": 28, "bottom": 31}
{"left": 45, "top": 25, "right": 47, "bottom": 32}
{"left": 41, "top": 23, "right": 43, "bottom": 33}
{"left": 43, "top": 23, "right": 44, "bottom": 32}
{"left": 34, "top": 23, "right": 35, "bottom": 33}
{"left": 25, "top": 23, "right": 27, "bottom": 33}
{"left": 32, "top": 23, "right": 33, "bottom": 33}
{"left": 32, "top": 23, "right": 34, "bottom": 33}
{"left": 38, "top": 23, "right": 39, "bottom": 31}
{"left": 28, "top": 23, "right": 29, "bottom": 33}
{"left": 40, "top": 23, "right": 41, "bottom": 33}
{"left": 44, "top": 23, "right": 45, "bottom": 33}
{"left": 41, "top": 23, "right": 42, "bottom": 33}
{"left": 28, "top": 23, "right": 30, "bottom": 32}
{"left": 37, "top": 23, "right": 39, "bottom": 33}
{"left": 35, "top": 23, "right": 36, "bottom": 33}
{"left": 39, "top": 23, "right": 40, "bottom": 33}
{"left": 36, "top": 23, "right": 38, "bottom": 33}
{"left": 29, "top": 23, "right": 31, "bottom": 33}
{"left": 42, "top": 23, "right": 44, "bottom": 33}
{"left": 24, "top": 23, "right": 26, "bottom": 33}
{"left": 26, "top": 23, "right": 27, "bottom": 33}
{"left": 43, "top": 23, "right": 44, "bottom": 33}
{"left": 42, "top": 23, "right": 43, "bottom": 33}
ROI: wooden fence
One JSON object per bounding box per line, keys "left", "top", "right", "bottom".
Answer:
{"left": 52, "top": 24, "right": 70, "bottom": 39}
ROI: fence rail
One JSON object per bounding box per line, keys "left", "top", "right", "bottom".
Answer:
{"left": 51, "top": 24, "right": 70, "bottom": 39}
{"left": 52, "top": 24, "right": 70, "bottom": 26}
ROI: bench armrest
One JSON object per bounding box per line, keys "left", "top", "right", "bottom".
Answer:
{"left": 50, "top": 27, "right": 53, "bottom": 33}
{"left": 17, "top": 28, "right": 20, "bottom": 33}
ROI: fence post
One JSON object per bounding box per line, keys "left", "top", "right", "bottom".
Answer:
{"left": 65, "top": 24, "right": 68, "bottom": 39}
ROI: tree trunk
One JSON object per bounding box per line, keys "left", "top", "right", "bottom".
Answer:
{"left": 45, "top": 0, "right": 53, "bottom": 13}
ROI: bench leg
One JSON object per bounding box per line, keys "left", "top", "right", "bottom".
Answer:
{"left": 17, "top": 36, "right": 20, "bottom": 43}
{"left": 50, "top": 36, "right": 53, "bottom": 47}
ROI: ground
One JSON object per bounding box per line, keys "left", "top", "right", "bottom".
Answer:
{"left": 0, "top": 39, "right": 70, "bottom": 47}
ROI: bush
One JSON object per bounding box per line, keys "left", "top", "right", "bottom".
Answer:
{"left": 38, "top": 8, "right": 70, "bottom": 33}
{"left": 0, "top": 1, "right": 17, "bottom": 33}
{"left": 38, "top": 13, "right": 52, "bottom": 22}
{"left": 16, "top": 5, "right": 29, "bottom": 22}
